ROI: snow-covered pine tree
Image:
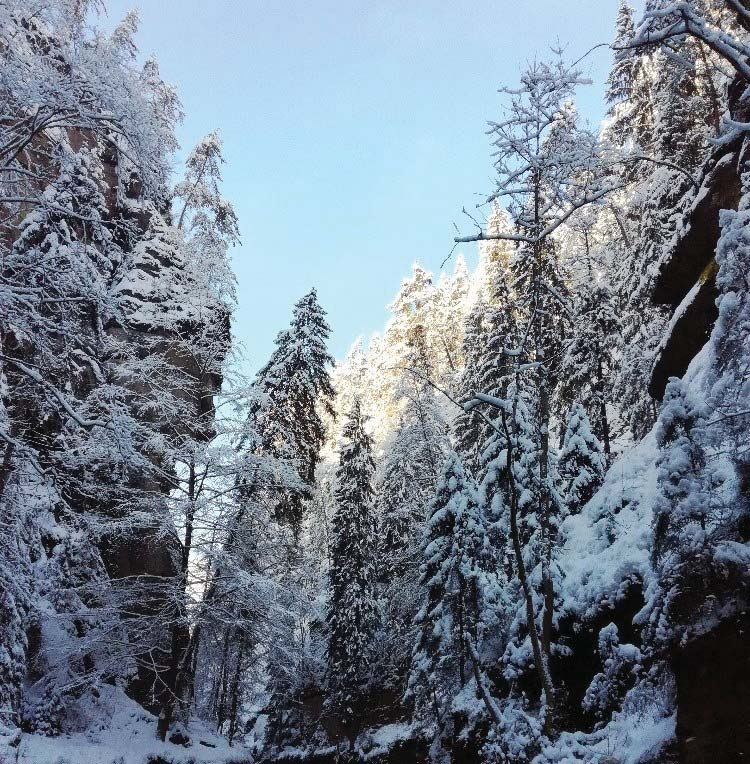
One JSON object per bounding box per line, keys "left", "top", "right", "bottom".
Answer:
{"left": 604, "top": 0, "right": 684, "bottom": 165}
{"left": 406, "top": 451, "right": 498, "bottom": 731}
{"left": 242, "top": 289, "right": 335, "bottom": 535}
{"left": 386, "top": 264, "right": 436, "bottom": 373}
{"left": 453, "top": 297, "right": 488, "bottom": 472}
{"left": 605, "top": 1, "right": 640, "bottom": 148}
{"left": 373, "top": 367, "right": 449, "bottom": 700}
{"left": 378, "top": 381, "right": 448, "bottom": 585}
{"left": 649, "top": 377, "right": 712, "bottom": 641}
{"left": 326, "top": 397, "right": 378, "bottom": 744}
{"left": 456, "top": 210, "right": 517, "bottom": 479}
{"left": 611, "top": 1, "right": 716, "bottom": 440}
{"left": 493, "top": 378, "right": 566, "bottom": 710}
{"left": 558, "top": 403, "right": 606, "bottom": 515}
{"left": 654, "top": 40, "right": 709, "bottom": 171}
{"left": 474, "top": 256, "right": 521, "bottom": 534}
{"left": 582, "top": 623, "right": 642, "bottom": 722}
{"left": 559, "top": 274, "right": 618, "bottom": 457}
{"left": 434, "top": 255, "right": 471, "bottom": 386}
{"left": 644, "top": 191, "right": 750, "bottom": 644}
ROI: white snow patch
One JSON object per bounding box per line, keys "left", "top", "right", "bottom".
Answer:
{"left": 0, "top": 686, "right": 248, "bottom": 764}
{"left": 558, "top": 429, "right": 660, "bottom": 621}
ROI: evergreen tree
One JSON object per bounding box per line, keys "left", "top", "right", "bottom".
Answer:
{"left": 326, "top": 398, "right": 377, "bottom": 743}
{"left": 582, "top": 623, "right": 642, "bottom": 722}
{"left": 386, "top": 264, "right": 436, "bottom": 372}
{"left": 559, "top": 275, "right": 617, "bottom": 456}
{"left": 243, "top": 289, "right": 335, "bottom": 534}
{"left": 456, "top": 220, "right": 517, "bottom": 479}
{"left": 647, "top": 377, "right": 715, "bottom": 645}
{"left": 558, "top": 403, "right": 606, "bottom": 515}
{"left": 453, "top": 297, "right": 487, "bottom": 472}
{"left": 456, "top": 57, "right": 602, "bottom": 729}
{"left": 378, "top": 381, "right": 448, "bottom": 584}
{"left": 605, "top": 1, "right": 644, "bottom": 148}
{"left": 652, "top": 378, "right": 710, "bottom": 567}
{"left": 374, "top": 373, "right": 449, "bottom": 699}
{"left": 611, "top": 11, "right": 713, "bottom": 442}
{"left": 653, "top": 41, "right": 709, "bottom": 172}
{"left": 606, "top": 2, "right": 637, "bottom": 108}
{"left": 407, "top": 451, "right": 498, "bottom": 725}
{"left": 434, "top": 255, "right": 471, "bottom": 384}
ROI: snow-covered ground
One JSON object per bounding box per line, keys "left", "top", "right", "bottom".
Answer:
{"left": 0, "top": 687, "right": 250, "bottom": 764}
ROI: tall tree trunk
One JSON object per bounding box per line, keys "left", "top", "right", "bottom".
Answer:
{"left": 216, "top": 629, "right": 231, "bottom": 731}
{"left": 156, "top": 459, "right": 197, "bottom": 740}
{"left": 228, "top": 635, "right": 246, "bottom": 745}
{"left": 501, "top": 408, "right": 556, "bottom": 727}
{"left": 0, "top": 442, "right": 14, "bottom": 504}
{"left": 596, "top": 354, "right": 612, "bottom": 457}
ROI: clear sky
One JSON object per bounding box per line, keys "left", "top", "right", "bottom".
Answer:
{"left": 100, "top": 0, "right": 640, "bottom": 370}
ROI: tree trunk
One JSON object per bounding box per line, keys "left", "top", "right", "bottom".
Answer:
{"left": 156, "top": 460, "right": 197, "bottom": 740}
{"left": 501, "top": 408, "right": 556, "bottom": 727}
{"left": 216, "top": 629, "right": 231, "bottom": 731}
{"left": 227, "top": 635, "right": 246, "bottom": 745}
{"left": 596, "top": 354, "right": 612, "bottom": 457}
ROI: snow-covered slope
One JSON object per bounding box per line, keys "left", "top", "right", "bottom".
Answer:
{"left": 0, "top": 687, "right": 247, "bottom": 764}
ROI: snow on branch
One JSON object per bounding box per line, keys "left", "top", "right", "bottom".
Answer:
{"left": 627, "top": 2, "right": 750, "bottom": 83}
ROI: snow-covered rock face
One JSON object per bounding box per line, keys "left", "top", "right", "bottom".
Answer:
{"left": 0, "top": 2, "right": 237, "bottom": 741}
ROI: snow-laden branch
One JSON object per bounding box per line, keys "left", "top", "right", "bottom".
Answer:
{"left": 627, "top": 2, "right": 750, "bottom": 82}
{"left": 466, "top": 636, "right": 502, "bottom": 725}
{"left": 2, "top": 355, "right": 109, "bottom": 430}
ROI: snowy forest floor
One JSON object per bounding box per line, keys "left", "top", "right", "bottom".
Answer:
{"left": 0, "top": 687, "right": 249, "bottom": 764}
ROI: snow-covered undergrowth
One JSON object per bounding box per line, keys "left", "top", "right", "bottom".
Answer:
{"left": 537, "top": 709, "right": 676, "bottom": 764}
{"left": 0, "top": 687, "right": 247, "bottom": 764}
{"left": 559, "top": 429, "right": 659, "bottom": 622}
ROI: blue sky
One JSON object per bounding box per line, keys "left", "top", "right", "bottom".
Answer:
{"left": 100, "top": 0, "right": 640, "bottom": 369}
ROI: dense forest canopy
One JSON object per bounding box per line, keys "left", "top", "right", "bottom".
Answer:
{"left": 0, "top": 1, "right": 749, "bottom": 763}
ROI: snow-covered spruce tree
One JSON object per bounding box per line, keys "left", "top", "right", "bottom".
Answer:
{"left": 493, "top": 377, "right": 566, "bottom": 707}
{"left": 452, "top": 296, "right": 488, "bottom": 472}
{"left": 645, "top": 193, "right": 750, "bottom": 643}
{"left": 386, "top": 264, "right": 436, "bottom": 374}
{"left": 324, "top": 339, "right": 368, "bottom": 459}
{"left": 475, "top": 238, "right": 519, "bottom": 469}
{"left": 559, "top": 271, "right": 617, "bottom": 458}
{"left": 242, "top": 289, "right": 335, "bottom": 536}
{"left": 200, "top": 449, "right": 306, "bottom": 747}
{"left": 604, "top": 1, "right": 641, "bottom": 149}
{"left": 326, "top": 398, "right": 378, "bottom": 746}
{"left": 456, "top": 211, "right": 517, "bottom": 504}
{"left": 236, "top": 298, "right": 338, "bottom": 751}
{"left": 473, "top": 254, "right": 521, "bottom": 559}
{"left": 433, "top": 255, "right": 471, "bottom": 388}
{"left": 406, "top": 451, "right": 501, "bottom": 741}
{"left": 558, "top": 403, "right": 606, "bottom": 516}
{"left": 582, "top": 623, "right": 642, "bottom": 723}
{"left": 374, "top": 371, "right": 449, "bottom": 699}
{"left": 648, "top": 377, "right": 713, "bottom": 642}
{"left": 379, "top": 338, "right": 449, "bottom": 582}
{"left": 378, "top": 387, "right": 448, "bottom": 585}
